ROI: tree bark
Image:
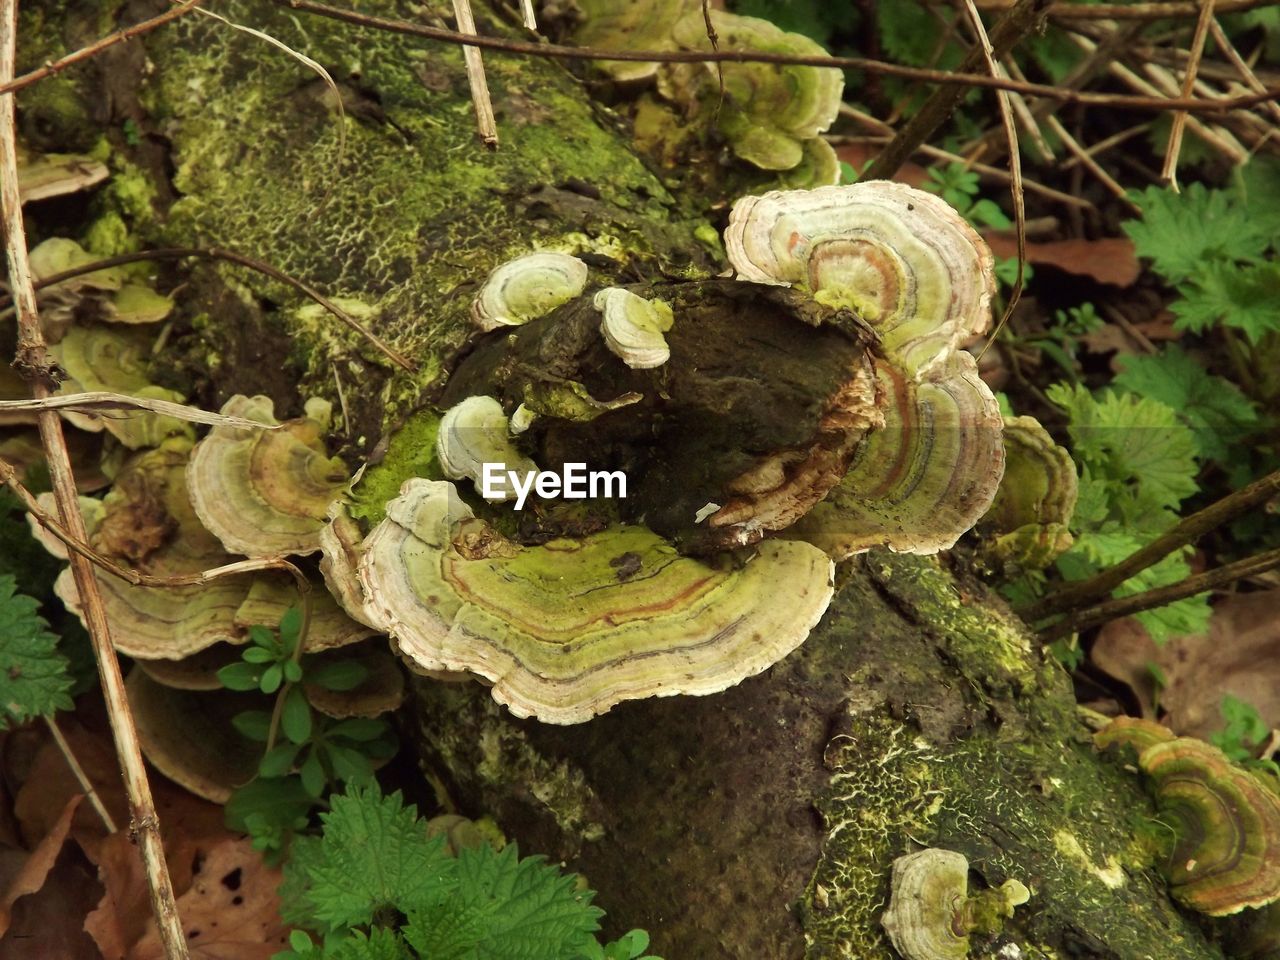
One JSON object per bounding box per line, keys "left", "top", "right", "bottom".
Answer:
{"left": 17, "top": 1, "right": 1226, "bottom": 957}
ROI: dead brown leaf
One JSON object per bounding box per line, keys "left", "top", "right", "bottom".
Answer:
{"left": 0, "top": 795, "right": 81, "bottom": 937}
{"left": 1091, "top": 589, "right": 1280, "bottom": 740}
{"left": 127, "top": 839, "right": 290, "bottom": 960}
{"left": 984, "top": 233, "right": 1141, "bottom": 287}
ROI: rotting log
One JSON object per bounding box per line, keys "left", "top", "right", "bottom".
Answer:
{"left": 16, "top": 1, "right": 1227, "bottom": 956}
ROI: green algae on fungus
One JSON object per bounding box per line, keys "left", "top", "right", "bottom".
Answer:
{"left": 471, "top": 252, "right": 589, "bottom": 332}
{"left": 351, "top": 479, "right": 835, "bottom": 723}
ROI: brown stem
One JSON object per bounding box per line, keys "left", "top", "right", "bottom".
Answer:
{"left": 862, "top": 0, "right": 1052, "bottom": 182}
{"left": 1038, "top": 546, "right": 1280, "bottom": 641}
{"left": 0, "top": 3, "right": 188, "bottom": 954}
{"left": 1050, "top": 0, "right": 1269, "bottom": 19}
{"left": 1160, "top": 0, "right": 1217, "bottom": 188}
{"left": 269, "top": 0, "right": 1280, "bottom": 113}
{"left": 44, "top": 714, "right": 118, "bottom": 833}
{"left": 1016, "top": 468, "right": 1280, "bottom": 621}
{"left": 0, "top": 0, "right": 201, "bottom": 96}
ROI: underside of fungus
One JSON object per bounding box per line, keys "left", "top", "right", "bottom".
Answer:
{"left": 347, "top": 479, "right": 835, "bottom": 724}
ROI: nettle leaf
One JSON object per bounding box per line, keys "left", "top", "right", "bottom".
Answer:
{"left": 1172, "top": 261, "right": 1280, "bottom": 343}
{"left": 404, "top": 844, "right": 603, "bottom": 960}
{"left": 1113, "top": 345, "right": 1260, "bottom": 464}
{"left": 0, "top": 574, "right": 73, "bottom": 728}
{"left": 1047, "top": 384, "right": 1199, "bottom": 514}
{"left": 1124, "top": 182, "right": 1271, "bottom": 283}
{"left": 1117, "top": 550, "right": 1211, "bottom": 643}
{"left": 280, "top": 783, "right": 455, "bottom": 933}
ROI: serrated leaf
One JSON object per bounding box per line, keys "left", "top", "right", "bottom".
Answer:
{"left": 1124, "top": 182, "right": 1271, "bottom": 283}
{"left": 280, "top": 783, "right": 455, "bottom": 933}
{"left": 0, "top": 574, "right": 73, "bottom": 728}
{"left": 404, "top": 844, "right": 603, "bottom": 960}
{"left": 1172, "top": 261, "right": 1280, "bottom": 343}
{"left": 282, "top": 686, "right": 313, "bottom": 744}
{"left": 1113, "top": 345, "right": 1260, "bottom": 463}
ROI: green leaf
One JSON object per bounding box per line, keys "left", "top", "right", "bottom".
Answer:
{"left": 218, "top": 661, "right": 263, "bottom": 692}
{"left": 327, "top": 718, "right": 389, "bottom": 742}
{"left": 1172, "top": 261, "right": 1280, "bottom": 343}
{"left": 283, "top": 660, "right": 304, "bottom": 684}
{"left": 259, "top": 742, "right": 302, "bottom": 778}
{"left": 968, "top": 198, "right": 1012, "bottom": 230}
{"left": 304, "top": 658, "right": 369, "bottom": 692}
{"left": 404, "top": 844, "right": 603, "bottom": 960}
{"left": 1124, "top": 181, "right": 1272, "bottom": 284}
{"left": 232, "top": 709, "right": 273, "bottom": 743}
{"left": 0, "top": 574, "right": 73, "bottom": 728}
{"left": 260, "top": 663, "right": 284, "bottom": 695}
{"left": 242, "top": 646, "right": 277, "bottom": 665}
{"left": 299, "top": 748, "right": 327, "bottom": 797}
{"left": 282, "top": 686, "right": 313, "bottom": 744}
{"left": 248, "top": 624, "right": 276, "bottom": 649}
{"left": 224, "top": 775, "right": 313, "bottom": 833}
{"left": 1112, "top": 345, "right": 1260, "bottom": 463}
{"left": 279, "top": 605, "right": 303, "bottom": 654}
{"left": 279, "top": 783, "right": 456, "bottom": 933}
{"left": 326, "top": 744, "right": 374, "bottom": 784}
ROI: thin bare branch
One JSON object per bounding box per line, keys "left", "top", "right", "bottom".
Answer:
{"left": 0, "top": 391, "right": 286, "bottom": 428}
{"left": 0, "top": 0, "right": 202, "bottom": 96}
{"left": 1045, "top": 114, "right": 1141, "bottom": 213}
{"left": 44, "top": 714, "right": 118, "bottom": 834}
{"left": 1209, "top": 17, "right": 1280, "bottom": 124}
{"left": 271, "top": 0, "right": 1280, "bottom": 114}
{"left": 452, "top": 0, "right": 498, "bottom": 147}
{"left": 1050, "top": 0, "right": 1272, "bottom": 19}
{"left": 1038, "top": 547, "right": 1280, "bottom": 642}
{"left": 1018, "top": 467, "right": 1280, "bottom": 621}
{"left": 1161, "top": 0, "right": 1217, "bottom": 189}
{"left": 0, "top": 4, "right": 188, "bottom": 954}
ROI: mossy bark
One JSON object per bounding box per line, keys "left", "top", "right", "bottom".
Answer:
{"left": 17, "top": 2, "right": 1226, "bottom": 957}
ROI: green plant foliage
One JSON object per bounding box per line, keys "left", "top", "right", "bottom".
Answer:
{"left": 1210, "top": 694, "right": 1271, "bottom": 763}
{"left": 1044, "top": 384, "right": 1210, "bottom": 641}
{"left": 1125, "top": 167, "right": 1280, "bottom": 343}
{"left": 733, "top": 0, "right": 855, "bottom": 46}
{"left": 278, "top": 784, "right": 661, "bottom": 960}
{"left": 0, "top": 574, "right": 74, "bottom": 729}
{"left": 1112, "top": 345, "right": 1260, "bottom": 463}
{"left": 219, "top": 606, "right": 396, "bottom": 860}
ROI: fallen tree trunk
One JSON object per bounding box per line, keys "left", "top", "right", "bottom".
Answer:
{"left": 17, "top": 1, "right": 1225, "bottom": 956}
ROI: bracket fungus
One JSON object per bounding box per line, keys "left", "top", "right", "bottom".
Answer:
{"left": 978, "top": 416, "right": 1078, "bottom": 570}
{"left": 1096, "top": 718, "right": 1280, "bottom": 916}
{"left": 29, "top": 238, "right": 173, "bottom": 329}
{"left": 882, "top": 848, "right": 1031, "bottom": 960}
{"left": 17, "top": 144, "right": 108, "bottom": 203}
{"left": 470, "top": 252, "right": 589, "bottom": 332}
{"left": 348, "top": 479, "right": 834, "bottom": 723}
{"left": 187, "top": 395, "right": 348, "bottom": 557}
{"left": 667, "top": 10, "right": 843, "bottom": 172}
{"left": 723, "top": 182, "right": 1005, "bottom": 558}
{"left": 594, "top": 287, "right": 674, "bottom": 369}
{"left": 436, "top": 395, "right": 538, "bottom": 501}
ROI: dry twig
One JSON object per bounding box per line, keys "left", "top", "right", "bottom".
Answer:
{"left": 1038, "top": 547, "right": 1280, "bottom": 641}
{"left": 44, "top": 714, "right": 118, "bottom": 833}
{"left": 452, "top": 0, "right": 498, "bottom": 147}
{"left": 1018, "top": 467, "right": 1280, "bottom": 622}
{"left": 0, "top": 390, "right": 288, "bottom": 428}
{"left": 1161, "top": 0, "right": 1218, "bottom": 188}
{"left": 0, "top": 3, "right": 188, "bottom": 955}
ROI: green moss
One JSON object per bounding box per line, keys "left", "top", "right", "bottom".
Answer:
{"left": 144, "top": 0, "right": 708, "bottom": 424}
{"left": 349, "top": 408, "right": 443, "bottom": 525}
{"left": 82, "top": 211, "right": 131, "bottom": 257}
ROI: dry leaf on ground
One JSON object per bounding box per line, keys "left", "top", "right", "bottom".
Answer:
{"left": 1091, "top": 590, "right": 1280, "bottom": 739}
{"left": 985, "top": 233, "right": 1141, "bottom": 287}
{"left": 0, "top": 795, "right": 80, "bottom": 937}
